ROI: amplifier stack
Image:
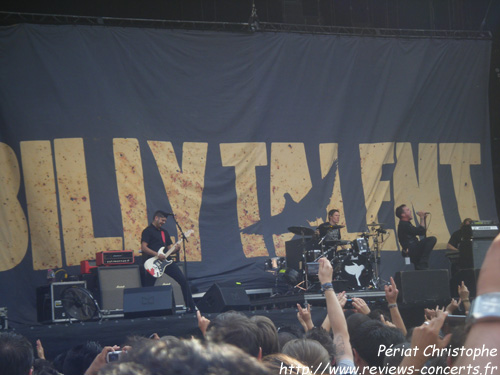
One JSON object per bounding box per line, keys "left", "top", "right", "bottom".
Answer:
{"left": 96, "top": 250, "right": 135, "bottom": 266}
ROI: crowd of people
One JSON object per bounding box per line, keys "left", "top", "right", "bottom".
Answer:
{"left": 1, "top": 233, "right": 499, "bottom": 375}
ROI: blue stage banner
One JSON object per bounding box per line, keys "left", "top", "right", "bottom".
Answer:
{"left": 0, "top": 24, "right": 496, "bottom": 324}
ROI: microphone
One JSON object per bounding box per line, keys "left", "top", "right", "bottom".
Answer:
{"left": 376, "top": 228, "right": 387, "bottom": 234}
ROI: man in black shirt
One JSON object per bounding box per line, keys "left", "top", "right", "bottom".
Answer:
{"left": 316, "top": 209, "right": 345, "bottom": 256}
{"left": 447, "top": 218, "right": 473, "bottom": 251}
{"left": 316, "top": 209, "right": 342, "bottom": 242}
{"left": 141, "top": 210, "right": 196, "bottom": 312}
{"left": 396, "top": 204, "right": 436, "bottom": 270}
{"left": 447, "top": 218, "right": 473, "bottom": 270}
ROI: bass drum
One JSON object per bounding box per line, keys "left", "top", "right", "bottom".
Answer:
{"left": 337, "top": 253, "right": 373, "bottom": 289}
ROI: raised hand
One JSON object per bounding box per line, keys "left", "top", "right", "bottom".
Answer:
{"left": 36, "top": 339, "right": 45, "bottom": 360}
{"left": 197, "top": 310, "right": 211, "bottom": 337}
{"left": 297, "top": 303, "right": 314, "bottom": 331}
{"left": 380, "top": 315, "right": 396, "bottom": 328}
{"left": 445, "top": 298, "right": 460, "bottom": 314}
{"left": 458, "top": 281, "right": 470, "bottom": 301}
{"left": 352, "top": 297, "right": 370, "bottom": 315}
{"left": 384, "top": 277, "right": 399, "bottom": 304}
{"left": 337, "top": 291, "right": 347, "bottom": 308}
{"left": 318, "top": 257, "right": 333, "bottom": 285}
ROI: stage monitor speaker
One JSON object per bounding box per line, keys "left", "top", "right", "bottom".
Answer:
{"left": 123, "top": 286, "right": 174, "bottom": 318}
{"left": 197, "top": 283, "right": 250, "bottom": 313}
{"left": 98, "top": 265, "right": 141, "bottom": 311}
{"left": 394, "top": 269, "right": 450, "bottom": 304}
{"left": 36, "top": 281, "right": 87, "bottom": 323}
{"left": 449, "top": 268, "right": 480, "bottom": 298}
{"left": 154, "top": 272, "right": 185, "bottom": 308}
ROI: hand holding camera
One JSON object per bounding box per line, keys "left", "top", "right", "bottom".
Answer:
{"left": 106, "top": 350, "right": 122, "bottom": 362}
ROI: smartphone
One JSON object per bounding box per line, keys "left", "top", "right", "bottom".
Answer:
{"left": 106, "top": 351, "right": 122, "bottom": 363}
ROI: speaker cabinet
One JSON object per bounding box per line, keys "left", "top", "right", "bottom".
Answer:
{"left": 154, "top": 273, "right": 185, "bottom": 308}
{"left": 459, "top": 224, "right": 498, "bottom": 270}
{"left": 98, "top": 266, "right": 141, "bottom": 311}
{"left": 472, "top": 239, "right": 491, "bottom": 269}
{"left": 285, "top": 239, "right": 308, "bottom": 273}
{"left": 394, "top": 270, "right": 450, "bottom": 304}
{"left": 123, "top": 286, "right": 174, "bottom": 318}
{"left": 36, "top": 281, "right": 87, "bottom": 323}
{"left": 197, "top": 283, "right": 250, "bottom": 313}
{"left": 37, "top": 285, "right": 51, "bottom": 323}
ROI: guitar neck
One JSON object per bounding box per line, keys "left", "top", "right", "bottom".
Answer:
{"left": 162, "top": 239, "right": 182, "bottom": 258}
{"left": 160, "top": 230, "right": 194, "bottom": 259}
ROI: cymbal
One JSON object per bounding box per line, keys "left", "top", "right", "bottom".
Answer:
{"left": 367, "top": 223, "right": 384, "bottom": 227}
{"left": 288, "top": 226, "right": 315, "bottom": 236}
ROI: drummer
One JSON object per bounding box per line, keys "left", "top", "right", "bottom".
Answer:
{"left": 316, "top": 209, "right": 343, "bottom": 243}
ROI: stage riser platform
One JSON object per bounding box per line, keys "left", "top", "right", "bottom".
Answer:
{"left": 14, "top": 295, "right": 450, "bottom": 360}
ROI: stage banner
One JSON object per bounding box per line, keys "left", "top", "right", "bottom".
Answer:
{"left": 0, "top": 24, "right": 496, "bottom": 324}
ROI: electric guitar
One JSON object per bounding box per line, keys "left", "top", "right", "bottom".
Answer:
{"left": 144, "top": 229, "right": 194, "bottom": 278}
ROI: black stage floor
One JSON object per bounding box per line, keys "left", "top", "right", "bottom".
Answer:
{"left": 11, "top": 290, "right": 442, "bottom": 361}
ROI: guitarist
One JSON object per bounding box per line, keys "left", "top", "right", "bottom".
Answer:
{"left": 141, "top": 210, "right": 197, "bottom": 313}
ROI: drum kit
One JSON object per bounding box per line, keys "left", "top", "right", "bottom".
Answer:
{"left": 265, "top": 223, "right": 387, "bottom": 292}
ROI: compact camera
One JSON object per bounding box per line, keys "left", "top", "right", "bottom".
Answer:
{"left": 106, "top": 351, "right": 122, "bottom": 362}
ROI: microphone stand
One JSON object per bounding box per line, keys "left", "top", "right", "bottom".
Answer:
{"left": 423, "top": 214, "right": 428, "bottom": 237}
{"left": 371, "top": 230, "right": 382, "bottom": 289}
{"left": 171, "top": 215, "right": 189, "bottom": 279}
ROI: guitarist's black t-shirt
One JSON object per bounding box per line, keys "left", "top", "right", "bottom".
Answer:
{"left": 141, "top": 224, "right": 173, "bottom": 261}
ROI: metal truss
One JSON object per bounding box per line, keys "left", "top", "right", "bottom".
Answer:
{"left": 0, "top": 11, "right": 491, "bottom": 40}
{"left": 0, "top": 12, "right": 252, "bottom": 33}
{"left": 257, "top": 22, "right": 492, "bottom": 40}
